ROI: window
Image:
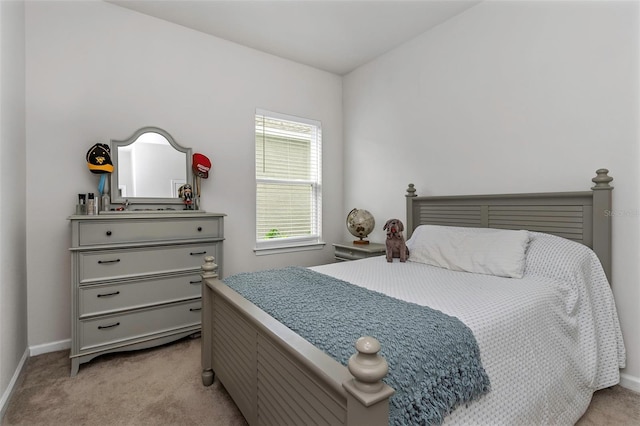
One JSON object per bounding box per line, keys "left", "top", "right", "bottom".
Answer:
{"left": 255, "top": 109, "right": 323, "bottom": 253}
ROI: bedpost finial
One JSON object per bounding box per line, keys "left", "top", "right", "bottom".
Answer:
{"left": 347, "top": 336, "right": 388, "bottom": 394}
{"left": 406, "top": 183, "right": 417, "bottom": 198}
{"left": 591, "top": 168, "right": 613, "bottom": 190}
{"left": 201, "top": 255, "right": 218, "bottom": 279}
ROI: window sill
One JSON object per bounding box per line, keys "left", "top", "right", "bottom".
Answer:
{"left": 254, "top": 241, "right": 326, "bottom": 256}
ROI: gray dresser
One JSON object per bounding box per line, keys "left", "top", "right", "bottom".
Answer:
{"left": 68, "top": 212, "right": 224, "bottom": 376}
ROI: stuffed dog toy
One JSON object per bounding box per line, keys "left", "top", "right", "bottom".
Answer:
{"left": 383, "top": 218, "right": 409, "bottom": 262}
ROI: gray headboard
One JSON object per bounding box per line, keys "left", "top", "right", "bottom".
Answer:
{"left": 405, "top": 169, "right": 613, "bottom": 281}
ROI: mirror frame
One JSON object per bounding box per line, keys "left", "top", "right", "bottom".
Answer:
{"left": 110, "top": 126, "right": 192, "bottom": 209}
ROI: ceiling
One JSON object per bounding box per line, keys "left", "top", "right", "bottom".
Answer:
{"left": 107, "top": 0, "right": 481, "bottom": 75}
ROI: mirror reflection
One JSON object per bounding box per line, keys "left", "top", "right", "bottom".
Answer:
{"left": 116, "top": 132, "right": 187, "bottom": 198}
{"left": 110, "top": 126, "right": 192, "bottom": 208}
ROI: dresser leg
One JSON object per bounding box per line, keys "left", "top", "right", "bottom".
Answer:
{"left": 70, "top": 359, "right": 80, "bottom": 377}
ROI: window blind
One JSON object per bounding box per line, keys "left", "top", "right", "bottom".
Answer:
{"left": 255, "top": 110, "right": 322, "bottom": 248}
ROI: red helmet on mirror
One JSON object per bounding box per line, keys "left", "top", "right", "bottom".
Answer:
{"left": 192, "top": 153, "right": 211, "bottom": 178}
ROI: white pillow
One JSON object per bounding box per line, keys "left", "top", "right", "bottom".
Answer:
{"left": 406, "top": 225, "right": 531, "bottom": 278}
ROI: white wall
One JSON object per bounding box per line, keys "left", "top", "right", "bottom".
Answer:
{"left": 25, "top": 1, "right": 342, "bottom": 349}
{"left": 20, "top": 0, "right": 639, "bottom": 394}
{"left": 0, "top": 0, "right": 28, "bottom": 416}
{"left": 343, "top": 1, "right": 640, "bottom": 389}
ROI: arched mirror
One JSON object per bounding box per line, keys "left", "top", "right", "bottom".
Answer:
{"left": 110, "top": 127, "right": 192, "bottom": 209}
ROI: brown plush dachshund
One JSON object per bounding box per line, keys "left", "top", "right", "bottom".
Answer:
{"left": 383, "top": 219, "right": 409, "bottom": 262}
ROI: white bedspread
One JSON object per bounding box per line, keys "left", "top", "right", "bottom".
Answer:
{"left": 311, "top": 232, "right": 625, "bottom": 425}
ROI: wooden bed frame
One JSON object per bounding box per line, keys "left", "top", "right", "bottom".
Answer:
{"left": 200, "top": 169, "right": 613, "bottom": 426}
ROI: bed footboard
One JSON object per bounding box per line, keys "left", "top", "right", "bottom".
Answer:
{"left": 201, "top": 257, "right": 394, "bottom": 426}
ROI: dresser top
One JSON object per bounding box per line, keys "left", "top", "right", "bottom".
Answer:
{"left": 69, "top": 211, "right": 226, "bottom": 221}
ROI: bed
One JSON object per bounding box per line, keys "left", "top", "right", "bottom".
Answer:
{"left": 200, "top": 168, "right": 625, "bottom": 425}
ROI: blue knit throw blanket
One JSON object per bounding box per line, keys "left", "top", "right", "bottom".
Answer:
{"left": 224, "top": 267, "right": 490, "bottom": 425}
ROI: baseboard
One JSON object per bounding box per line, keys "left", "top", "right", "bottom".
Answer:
{"left": 620, "top": 372, "right": 640, "bottom": 393}
{"left": 29, "top": 339, "right": 71, "bottom": 357}
{"left": 0, "top": 347, "right": 29, "bottom": 420}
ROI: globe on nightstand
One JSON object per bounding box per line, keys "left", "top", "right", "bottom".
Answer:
{"left": 346, "top": 208, "right": 375, "bottom": 245}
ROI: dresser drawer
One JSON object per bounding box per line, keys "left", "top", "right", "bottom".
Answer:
{"left": 79, "top": 299, "right": 201, "bottom": 351}
{"left": 78, "top": 243, "right": 218, "bottom": 283}
{"left": 77, "top": 216, "right": 223, "bottom": 246}
{"left": 334, "top": 247, "right": 365, "bottom": 261}
{"left": 333, "top": 243, "right": 386, "bottom": 261}
{"left": 79, "top": 272, "right": 203, "bottom": 317}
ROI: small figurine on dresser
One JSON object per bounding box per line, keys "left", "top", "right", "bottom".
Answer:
{"left": 179, "top": 183, "right": 194, "bottom": 209}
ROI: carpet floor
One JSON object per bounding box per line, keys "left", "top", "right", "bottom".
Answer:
{"left": 2, "top": 337, "right": 638, "bottom": 425}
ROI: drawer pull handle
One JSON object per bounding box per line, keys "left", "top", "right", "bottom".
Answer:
{"left": 98, "top": 259, "right": 121, "bottom": 264}
{"left": 190, "top": 308, "right": 202, "bottom": 312}
{"left": 190, "top": 251, "right": 206, "bottom": 256}
{"left": 197, "top": 227, "right": 203, "bottom": 232}
{"left": 98, "top": 322, "right": 120, "bottom": 330}
{"left": 190, "top": 280, "right": 202, "bottom": 285}
{"left": 106, "top": 231, "right": 112, "bottom": 236}
{"left": 97, "top": 291, "right": 120, "bottom": 298}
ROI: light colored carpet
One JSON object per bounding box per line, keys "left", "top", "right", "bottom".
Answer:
{"left": 2, "top": 337, "right": 246, "bottom": 426}
{"left": 576, "top": 384, "right": 640, "bottom": 426}
{"left": 2, "top": 337, "right": 638, "bottom": 425}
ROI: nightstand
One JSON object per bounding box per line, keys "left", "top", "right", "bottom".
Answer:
{"left": 333, "top": 242, "right": 386, "bottom": 261}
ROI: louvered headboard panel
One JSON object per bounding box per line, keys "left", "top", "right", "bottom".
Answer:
{"left": 405, "top": 169, "right": 613, "bottom": 280}
{"left": 416, "top": 205, "right": 484, "bottom": 228}
{"left": 488, "top": 204, "right": 590, "bottom": 245}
